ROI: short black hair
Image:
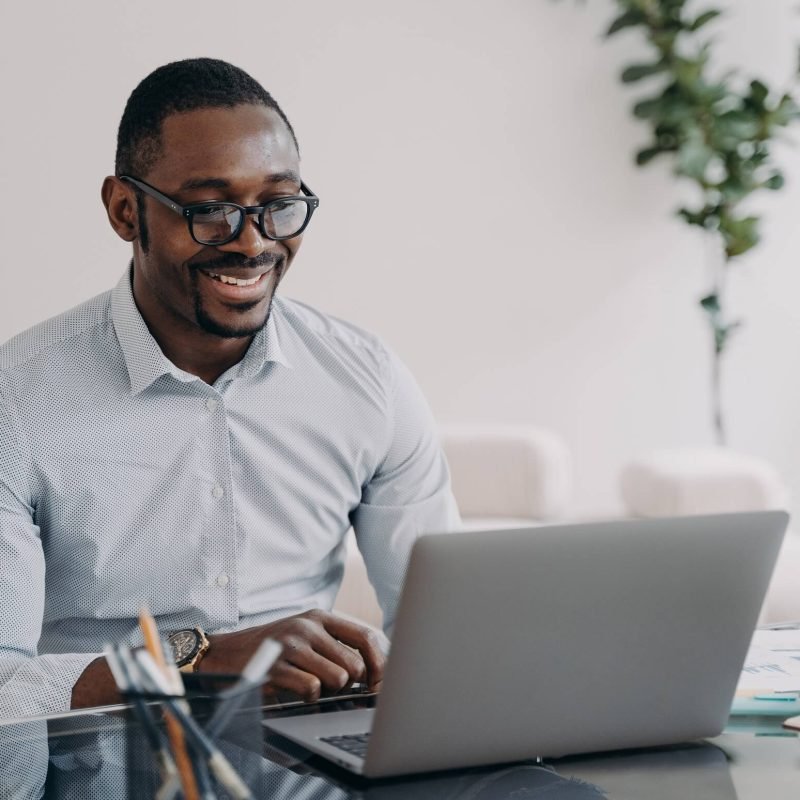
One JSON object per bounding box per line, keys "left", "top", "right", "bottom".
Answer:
{"left": 115, "top": 58, "right": 298, "bottom": 178}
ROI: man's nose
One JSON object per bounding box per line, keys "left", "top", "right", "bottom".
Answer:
{"left": 216, "top": 214, "right": 269, "bottom": 258}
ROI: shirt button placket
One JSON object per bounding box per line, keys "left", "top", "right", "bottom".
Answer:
{"left": 203, "top": 397, "right": 231, "bottom": 624}
{"left": 203, "top": 391, "right": 235, "bottom": 623}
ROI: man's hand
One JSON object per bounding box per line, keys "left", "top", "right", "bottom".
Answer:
{"left": 199, "top": 610, "right": 385, "bottom": 701}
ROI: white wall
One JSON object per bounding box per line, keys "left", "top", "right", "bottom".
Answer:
{"left": 2, "top": 0, "right": 799, "bottom": 517}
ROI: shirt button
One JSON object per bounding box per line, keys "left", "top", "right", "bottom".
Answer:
{"left": 211, "top": 484, "right": 225, "bottom": 499}
{"left": 205, "top": 398, "right": 219, "bottom": 412}
{"left": 216, "top": 572, "right": 229, "bottom": 588}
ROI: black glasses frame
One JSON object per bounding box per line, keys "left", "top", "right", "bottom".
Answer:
{"left": 120, "top": 175, "right": 319, "bottom": 245}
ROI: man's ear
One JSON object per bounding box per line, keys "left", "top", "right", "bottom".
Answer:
{"left": 101, "top": 176, "right": 139, "bottom": 243}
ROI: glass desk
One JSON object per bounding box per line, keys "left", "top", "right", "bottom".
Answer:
{"left": 1, "top": 694, "right": 798, "bottom": 799}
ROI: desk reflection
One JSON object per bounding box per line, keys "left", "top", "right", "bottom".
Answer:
{"left": 554, "top": 742, "right": 737, "bottom": 800}
{"left": 0, "top": 711, "right": 743, "bottom": 800}
{"left": 0, "top": 719, "right": 48, "bottom": 800}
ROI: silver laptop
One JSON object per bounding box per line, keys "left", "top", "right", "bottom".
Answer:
{"left": 265, "top": 511, "right": 788, "bottom": 778}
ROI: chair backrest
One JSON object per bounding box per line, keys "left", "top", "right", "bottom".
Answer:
{"left": 440, "top": 425, "right": 571, "bottom": 521}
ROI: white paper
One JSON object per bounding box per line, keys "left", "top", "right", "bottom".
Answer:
{"left": 736, "top": 628, "right": 800, "bottom": 694}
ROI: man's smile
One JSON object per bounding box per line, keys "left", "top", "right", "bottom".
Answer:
{"left": 206, "top": 270, "right": 267, "bottom": 286}
{"left": 197, "top": 265, "right": 276, "bottom": 303}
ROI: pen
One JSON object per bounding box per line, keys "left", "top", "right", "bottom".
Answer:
{"left": 103, "top": 645, "right": 179, "bottom": 792}
{"left": 761, "top": 621, "right": 800, "bottom": 631}
{"left": 206, "top": 638, "right": 282, "bottom": 738}
{"left": 139, "top": 607, "right": 201, "bottom": 800}
{"left": 753, "top": 694, "right": 799, "bottom": 702}
{"left": 135, "top": 650, "right": 254, "bottom": 800}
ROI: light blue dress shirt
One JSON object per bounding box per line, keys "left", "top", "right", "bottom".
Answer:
{"left": 0, "top": 268, "right": 459, "bottom": 719}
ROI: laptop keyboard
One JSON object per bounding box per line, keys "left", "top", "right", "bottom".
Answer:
{"left": 320, "top": 732, "right": 371, "bottom": 759}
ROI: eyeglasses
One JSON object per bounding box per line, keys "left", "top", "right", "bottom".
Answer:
{"left": 120, "top": 175, "right": 319, "bottom": 245}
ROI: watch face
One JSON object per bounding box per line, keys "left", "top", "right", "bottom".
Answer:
{"left": 169, "top": 630, "right": 199, "bottom": 666}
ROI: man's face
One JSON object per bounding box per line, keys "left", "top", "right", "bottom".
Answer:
{"left": 131, "top": 104, "right": 303, "bottom": 339}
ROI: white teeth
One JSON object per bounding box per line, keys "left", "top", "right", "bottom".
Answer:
{"left": 207, "top": 272, "right": 263, "bottom": 287}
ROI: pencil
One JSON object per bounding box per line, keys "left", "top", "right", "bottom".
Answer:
{"left": 139, "top": 606, "right": 201, "bottom": 800}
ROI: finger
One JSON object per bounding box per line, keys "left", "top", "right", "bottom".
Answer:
{"left": 304, "top": 633, "right": 367, "bottom": 683}
{"left": 266, "top": 661, "right": 324, "bottom": 702}
{"left": 314, "top": 613, "right": 386, "bottom": 687}
{"left": 280, "top": 638, "right": 353, "bottom": 691}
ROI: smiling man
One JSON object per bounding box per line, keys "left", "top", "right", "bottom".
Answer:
{"left": 0, "top": 59, "right": 459, "bottom": 717}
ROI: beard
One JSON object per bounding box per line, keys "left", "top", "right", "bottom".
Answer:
{"left": 194, "top": 296, "right": 272, "bottom": 338}
{"left": 188, "top": 251, "right": 284, "bottom": 339}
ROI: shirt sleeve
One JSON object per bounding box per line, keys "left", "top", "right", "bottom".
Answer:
{"left": 0, "top": 378, "right": 99, "bottom": 719}
{"left": 350, "top": 349, "right": 461, "bottom": 636}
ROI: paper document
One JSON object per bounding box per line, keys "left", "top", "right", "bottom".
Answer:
{"left": 736, "top": 628, "right": 800, "bottom": 694}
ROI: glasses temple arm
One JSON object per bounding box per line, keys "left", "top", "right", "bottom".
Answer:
{"left": 120, "top": 176, "right": 186, "bottom": 214}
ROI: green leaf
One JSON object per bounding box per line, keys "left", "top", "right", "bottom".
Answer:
{"left": 622, "top": 62, "right": 667, "bottom": 83}
{"left": 636, "top": 146, "right": 664, "bottom": 165}
{"left": 711, "top": 111, "right": 762, "bottom": 149}
{"left": 654, "top": 123, "right": 680, "bottom": 150}
{"left": 673, "top": 58, "right": 704, "bottom": 86}
{"left": 700, "top": 293, "right": 720, "bottom": 314}
{"left": 717, "top": 176, "right": 751, "bottom": 204}
{"left": 720, "top": 215, "right": 760, "bottom": 257}
{"left": 652, "top": 31, "right": 679, "bottom": 51}
{"left": 765, "top": 172, "right": 785, "bottom": 190}
{"left": 676, "top": 137, "right": 714, "bottom": 180}
{"left": 715, "top": 321, "right": 743, "bottom": 354}
{"left": 635, "top": 87, "right": 695, "bottom": 124}
{"left": 770, "top": 94, "right": 800, "bottom": 127}
{"left": 633, "top": 98, "right": 663, "bottom": 119}
{"left": 678, "top": 208, "right": 714, "bottom": 227}
{"left": 689, "top": 9, "right": 722, "bottom": 32}
{"left": 749, "top": 80, "right": 769, "bottom": 107}
{"left": 606, "top": 10, "right": 644, "bottom": 37}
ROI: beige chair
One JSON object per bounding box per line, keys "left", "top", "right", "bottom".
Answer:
{"left": 621, "top": 447, "right": 798, "bottom": 623}
{"left": 334, "top": 425, "right": 573, "bottom": 628}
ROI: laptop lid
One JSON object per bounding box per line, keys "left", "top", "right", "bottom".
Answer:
{"left": 268, "top": 511, "right": 788, "bottom": 777}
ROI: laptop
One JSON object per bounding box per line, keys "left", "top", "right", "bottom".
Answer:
{"left": 265, "top": 511, "right": 788, "bottom": 778}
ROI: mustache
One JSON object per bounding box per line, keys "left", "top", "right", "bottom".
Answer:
{"left": 191, "top": 250, "right": 283, "bottom": 273}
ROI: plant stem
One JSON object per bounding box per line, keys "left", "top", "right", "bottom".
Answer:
{"left": 711, "top": 334, "right": 725, "bottom": 446}
{"left": 705, "top": 234, "right": 727, "bottom": 446}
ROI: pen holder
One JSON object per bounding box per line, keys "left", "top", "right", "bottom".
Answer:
{"left": 124, "top": 672, "right": 267, "bottom": 799}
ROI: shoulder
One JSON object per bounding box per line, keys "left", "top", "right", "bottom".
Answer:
{"left": 273, "top": 296, "right": 393, "bottom": 370}
{"left": 0, "top": 290, "right": 114, "bottom": 374}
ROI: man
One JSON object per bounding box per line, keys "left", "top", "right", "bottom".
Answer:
{"left": 0, "top": 58, "right": 459, "bottom": 718}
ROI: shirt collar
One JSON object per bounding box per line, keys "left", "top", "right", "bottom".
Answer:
{"left": 222, "top": 303, "right": 292, "bottom": 382}
{"left": 111, "top": 267, "right": 292, "bottom": 395}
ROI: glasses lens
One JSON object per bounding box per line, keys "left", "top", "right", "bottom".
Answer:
{"left": 191, "top": 204, "right": 243, "bottom": 244}
{"left": 262, "top": 199, "right": 310, "bottom": 239}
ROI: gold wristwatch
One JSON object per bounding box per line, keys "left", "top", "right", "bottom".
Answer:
{"left": 167, "top": 627, "right": 210, "bottom": 673}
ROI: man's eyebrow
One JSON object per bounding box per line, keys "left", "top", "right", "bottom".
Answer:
{"left": 265, "top": 170, "right": 301, "bottom": 186}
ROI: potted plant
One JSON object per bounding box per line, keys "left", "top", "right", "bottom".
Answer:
{"left": 568, "top": 0, "right": 800, "bottom": 444}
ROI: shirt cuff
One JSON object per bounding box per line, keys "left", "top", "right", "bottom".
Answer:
{"left": 0, "top": 651, "right": 102, "bottom": 720}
